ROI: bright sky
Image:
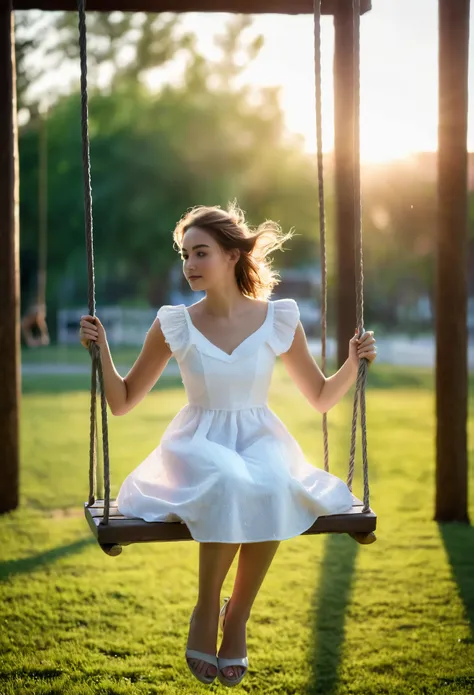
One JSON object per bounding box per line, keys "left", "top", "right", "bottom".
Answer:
{"left": 166, "top": 0, "right": 474, "bottom": 162}
{"left": 27, "top": 0, "right": 474, "bottom": 163}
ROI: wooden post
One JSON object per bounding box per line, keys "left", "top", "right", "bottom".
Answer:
{"left": 0, "top": 2, "right": 20, "bottom": 515}
{"left": 435, "top": 0, "right": 470, "bottom": 523}
{"left": 333, "top": 1, "right": 357, "bottom": 367}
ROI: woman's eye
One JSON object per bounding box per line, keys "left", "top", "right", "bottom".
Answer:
{"left": 181, "top": 252, "right": 205, "bottom": 260}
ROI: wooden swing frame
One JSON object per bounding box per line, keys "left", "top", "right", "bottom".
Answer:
{"left": 1, "top": 1, "right": 470, "bottom": 532}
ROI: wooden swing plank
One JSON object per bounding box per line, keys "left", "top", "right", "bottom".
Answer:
{"left": 84, "top": 497, "right": 377, "bottom": 548}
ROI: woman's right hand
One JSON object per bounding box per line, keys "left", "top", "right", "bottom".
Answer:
{"left": 79, "top": 315, "right": 107, "bottom": 349}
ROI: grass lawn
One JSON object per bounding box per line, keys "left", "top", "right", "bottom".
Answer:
{"left": 1, "top": 364, "right": 473, "bottom": 694}
{"left": 21, "top": 344, "right": 143, "bottom": 367}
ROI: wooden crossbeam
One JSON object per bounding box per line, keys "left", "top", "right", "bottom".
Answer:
{"left": 8, "top": 0, "right": 371, "bottom": 14}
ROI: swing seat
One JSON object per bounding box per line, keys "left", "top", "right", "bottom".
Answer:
{"left": 84, "top": 496, "right": 377, "bottom": 556}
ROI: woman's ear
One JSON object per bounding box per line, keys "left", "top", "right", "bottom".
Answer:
{"left": 228, "top": 248, "right": 241, "bottom": 266}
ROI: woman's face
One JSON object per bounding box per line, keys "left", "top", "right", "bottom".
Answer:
{"left": 181, "top": 226, "right": 238, "bottom": 292}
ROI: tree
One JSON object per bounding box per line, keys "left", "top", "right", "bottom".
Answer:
{"left": 18, "top": 15, "right": 321, "bottom": 313}
{"left": 15, "top": 10, "right": 193, "bottom": 116}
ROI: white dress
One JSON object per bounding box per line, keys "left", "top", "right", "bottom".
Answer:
{"left": 116, "top": 299, "right": 354, "bottom": 543}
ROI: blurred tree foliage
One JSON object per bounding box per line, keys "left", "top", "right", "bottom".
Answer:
{"left": 15, "top": 10, "right": 474, "bottom": 332}
{"left": 17, "top": 12, "right": 321, "bottom": 315}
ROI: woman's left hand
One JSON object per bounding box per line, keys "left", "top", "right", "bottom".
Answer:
{"left": 349, "top": 328, "right": 377, "bottom": 368}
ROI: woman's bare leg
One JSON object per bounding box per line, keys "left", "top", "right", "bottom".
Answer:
{"left": 218, "top": 540, "right": 281, "bottom": 680}
{"left": 187, "top": 542, "right": 240, "bottom": 678}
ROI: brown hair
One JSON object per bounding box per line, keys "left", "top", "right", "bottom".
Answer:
{"left": 173, "top": 202, "right": 294, "bottom": 300}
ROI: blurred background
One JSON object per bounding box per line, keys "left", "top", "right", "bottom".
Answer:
{"left": 17, "top": 1, "right": 474, "bottom": 370}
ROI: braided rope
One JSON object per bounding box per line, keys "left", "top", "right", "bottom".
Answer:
{"left": 346, "top": 0, "right": 370, "bottom": 512}
{"left": 36, "top": 111, "right": 48, "bottom": 310}
{"left": 78, "top": 0, "right": 111, "bottom": 524}
{"left": 313, "top": 0, "right": 329, "bottom": 473}
{"left": 87, "top": 357, "right": 97, "bottom": 506}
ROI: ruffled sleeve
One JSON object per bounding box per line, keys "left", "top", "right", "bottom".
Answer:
{"left": 157, "top": 304, "right": 190, "bottom": 361}
{"left": 268, "top": 298, "right": 300, "bottom": 356}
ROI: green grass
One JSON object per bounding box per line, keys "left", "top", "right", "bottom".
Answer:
{"left": 21, "top": 344, "right": 143, "bottom": 366}
{"left": 1, "top": 364, "right": 473, "bottom": 694}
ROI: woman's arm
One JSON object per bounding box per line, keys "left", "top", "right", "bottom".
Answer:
{"left": 81, "top": 316, "right": 172, "bottom": 416}
{"left": 280, "top": 322, "right": 367, "bottom": 414}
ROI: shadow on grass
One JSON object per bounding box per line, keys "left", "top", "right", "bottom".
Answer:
{"left": 307, "top": 533, "right": 359, "bottom": 695}
{"left": 0, "top": 537, "right": 94, "bottom": 581}
{"left": 438, "top": 522, "right": 474, "bottom": 642}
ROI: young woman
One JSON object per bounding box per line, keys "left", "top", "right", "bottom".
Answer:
{"left": 79, "top": 204, "right": 377, "bottom": 688}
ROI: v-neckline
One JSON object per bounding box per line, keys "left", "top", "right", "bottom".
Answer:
{"left": 183, "top": 301, "right": 273, "bottom": 358}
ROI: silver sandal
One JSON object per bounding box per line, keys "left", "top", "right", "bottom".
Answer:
{"left": 217, "top": 597, "right": 249, "bottom": 687}
{"left": 186, "top": 607, "right": 218, "bottom": 684}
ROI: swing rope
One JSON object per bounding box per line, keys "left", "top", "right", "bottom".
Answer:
{"left": 78, "top": 0, "right": 111, "bottom": 524}
{"left": 313, "top": 0, "right": 371, "bottom": 512}
{"left": 313, "top": 0, "right": 330, "bottom": 475}
{"left": 36, "top": 111, "right": 48, "bottom": 311}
